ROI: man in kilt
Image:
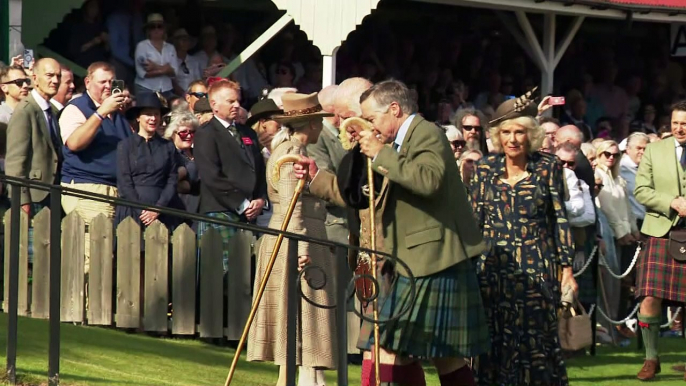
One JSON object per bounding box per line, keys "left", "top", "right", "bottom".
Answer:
{"left": 634, "top": 100, "right": 686, "bottom": 381}
{"left": 295, "top": 79, "right": 490, "bottom": 385}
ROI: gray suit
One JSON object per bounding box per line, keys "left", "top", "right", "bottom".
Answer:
{"left": 5, "top": 92, "right": 61, "bottom": 205}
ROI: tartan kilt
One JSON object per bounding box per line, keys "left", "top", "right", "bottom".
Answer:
{"left": 197, "top": 211, "right": 239, "bottom": 272}
{"left": 636, "top": 236, "right": 686, "bottom": 304}
{"left": 357, "top": 258, "right": 490, "bottom": 359}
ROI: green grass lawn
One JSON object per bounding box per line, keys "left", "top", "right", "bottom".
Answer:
{"left": 0, "top": 313, "right": 684, "bottom": 385}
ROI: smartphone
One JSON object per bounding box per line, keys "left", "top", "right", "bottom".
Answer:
{"left": 23, "top": 49, "right": 34, "bottom": 69}
{"left": 112, "top": 79, "right": 125, "bottom": 94}
{"left": 549, "top": 96, "right": 566, "bottom": 106}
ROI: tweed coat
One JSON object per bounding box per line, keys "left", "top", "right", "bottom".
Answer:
{"left": 247, "top": 139, "right": 338, "bottom": 369}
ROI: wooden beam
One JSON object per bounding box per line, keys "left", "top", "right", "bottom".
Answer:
{"left": 322, "top": 51, "right": 337, "bottom": 87}
{"left": 515, "top": 10, "right": 548, "bottom": 73}
{"left": 541, "top": 13, "right": 555, "bottom": 95}
{"left": 554, "top": 16, "right": 585, "bottom": 69}
{"left": 218, "top": 14, "right": 293, "bottom": 78}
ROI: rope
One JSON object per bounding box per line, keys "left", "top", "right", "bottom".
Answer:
{"left": 598, "top": 244, "right": 641, "bottom": 280}
{"left": 573, "top": 246, "right": 597, "bottom": 278}
{"left": 595, "top": 303, "right": 640, "bottom": 325}
{"left": 662, "top": 307, "right": 682, "bottom": 328}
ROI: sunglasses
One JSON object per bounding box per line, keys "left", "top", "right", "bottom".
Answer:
{"left": 602, "top": 151, "right": 620, "bottom": 159}
{"left": 2, "top": 78, "right": 31, "bottom": 87}
{"left": 180, "top": 61, "right": 189, "bottom": 75}
{"left": 463, "top": 159, "right": 476, "bottom": 164}
{"left": 451, "top": 140, "right": 466, "bottom": 148}
{"left": 463, "top": 125, "right": 482, "bottom": 132}
{"left": 150, "top": 24, "right": 165, "bottom": 30}
{"left": 188, "top": 92, "right": 207, "bottom": 99}
{"left": 177, "top": 130, "right": 195, "bottom": 140}
{"left": 561, "top": 160, "right": 576, "bottom": 168}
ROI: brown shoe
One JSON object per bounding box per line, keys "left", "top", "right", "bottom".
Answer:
{"left": 637, "top": 359, "right": 661, "bottom": 381}
{"left": 616, "top": 325, "right": 637, "bottom": 338}
{"left": 672, "top": 364, "right": 686, "bottom": 373}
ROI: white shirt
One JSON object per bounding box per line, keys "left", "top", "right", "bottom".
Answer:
{"left": 175, "top": 54, "right": 203, "bottom": 93}
{"left": 620, "top": 154, "right": 646, "bottom": 221}
{"left": 31, "top": 89, "right": 52, "bottom": 127}
{"left": 134, "top": 39, "right": 179, "bottom": 92}
{"left": 50, "top": 99, "right": 65, "bottom": 111}
{"left": 393, "top": 114, "right": 416, "bottom": 152}
{"left": 0, "top": 102, "right": 13, "bottom": 124}
{"left": 564, "top": 168, "right": 584, "bottom": 218}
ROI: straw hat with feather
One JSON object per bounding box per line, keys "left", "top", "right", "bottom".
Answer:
{"left": 272, "top": 92, "right": 333, "bottom": 125}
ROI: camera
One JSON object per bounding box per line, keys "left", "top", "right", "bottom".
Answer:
{"left": 112, "top": 79, "right": 125, "bottom": 95}
{"left": 23, "top": 49, "right": 34, "bottom": 69}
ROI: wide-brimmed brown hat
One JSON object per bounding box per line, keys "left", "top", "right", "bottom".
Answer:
{"left": 490, "top": 86, "right": 539, "bottom": 125}
{"left": 246, "top": 98, "right": 283, "bottom": 127}
{"left": 146, "top": 13, "right": 164, "bottom": 27}
{"left": 272, "top": 92, "right": 333, "bottom": 124}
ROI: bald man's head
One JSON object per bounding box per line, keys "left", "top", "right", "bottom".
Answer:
{"left": 319, "top": 84, "right": 339, "bottom": 127}
{"left": 556, "top": 125, "right": 584, "bottom": 147}
{"left": 33, "top": 58, "right": 61, "bottom": 99}
{"left": 334, "top": 77, "right": 372, "bottom": 119}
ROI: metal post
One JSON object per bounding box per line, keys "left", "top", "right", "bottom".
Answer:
{"left": 0, "top": 0, "right": 8, "bottom": 64}
{"left": 286, "top": 240, "right": 298, "bottom": 385}
{"left": 336, "top": 246, "right": 349, "bottom": 386}
{"left": 541, "top": 13, "right": 555, "bottom": 96}
{"left": 6, "top": 183, "right": 20, "bottom": 385}
{"left": 322, "top": 49, "right": 338, "bottom": 88}
{"left": 48, "top": 188, "right": 61, "bottom": 385}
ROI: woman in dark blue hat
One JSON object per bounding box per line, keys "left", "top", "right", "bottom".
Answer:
{"left": 115, "top": 93, "right": 179, "bottom": 233}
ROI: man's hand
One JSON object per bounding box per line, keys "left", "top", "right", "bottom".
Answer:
{"left": 618, "top": 234, "right": 636, "bottom": 245}
{"left": 245, "top": 198, "right": 266, "bottom": 221}
{"left": 98, "top": 93, "right": 126, "bottom": 116}
{"left": 140, "top": 210, "right": 159, "bottom": 226}
{"left": 203, "top": 63, "right": 226, "bottom": 78}
{"left": 294, "top": 156, "right": 318, "bottom": 181}
{"left": 671, "top": 197, "right": 686, "bottom": 217}
{"left": 10, "top": 54, "right": 22, "bottom": 68}
{"left": 359, "top": 130, "right": 384, "bottom": 159}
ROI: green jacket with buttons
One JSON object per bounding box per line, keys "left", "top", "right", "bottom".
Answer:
{"left": 309, "top": 115, "right": 485, "bottom": 277}
{"left": 635, "top": 138, "right": 682, "bottom": 238}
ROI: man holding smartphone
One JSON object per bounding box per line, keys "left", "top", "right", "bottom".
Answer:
{"left": 58, "top": 61, "right": 132, "bottom": 274}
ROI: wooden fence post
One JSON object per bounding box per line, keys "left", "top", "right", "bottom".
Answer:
{"left": 31, "top": 207, "right": 51, "bottom": 319}
{"left": 143, "top": 221, "right": 168, "bottom": 332}
{"left": 171, "top": 224, "right": 196, "bottom": 335}
{"left": 225, "top": 230, "right": 253, "bottom": 340}
{"left": 60, "top": 211, "right": 85, "bottom": 322}
{"left": 198, "top": 227, "right": 223, "bottom": 338}
{"left": 116, "top": 217, "right": 141, "bottom": 329}
{"left": 88, "top": 214, "right": 113, "bottom": 325}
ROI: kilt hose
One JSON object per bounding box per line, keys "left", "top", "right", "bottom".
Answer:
{"left": 636, "top": 236, "right": 686, "bottom": 305}
{"left": 357, "top": 259, "right": 490, "bottom": 359}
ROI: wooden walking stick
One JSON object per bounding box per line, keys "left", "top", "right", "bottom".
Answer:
{"left": 341, "top": 117, "right": 381, "bottom": 386}
{"left": 225, "top": 154, "right": 307, "bottom": 386}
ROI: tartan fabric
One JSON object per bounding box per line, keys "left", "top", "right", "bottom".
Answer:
{"left": 636, "top": 236, "right": 686, "bottom": 304}
{"left": 357, "top": 259, "right": 490, "bottom": 359}
{"left": 197, "top": 211, "right": 239, "bottom": 272}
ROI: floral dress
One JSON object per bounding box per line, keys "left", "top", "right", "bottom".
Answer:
{"left": 470, "top": 152, "right": 574, "bottom": 386}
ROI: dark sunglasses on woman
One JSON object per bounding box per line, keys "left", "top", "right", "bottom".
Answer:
{"left": 602, "top": 151, "right": 620, "bottom": 159}
{"left": 177, "top": 130, "right": 195, "bottom": 140}
{"left": 451, "top": 140, "right": 466, "bottom": 148}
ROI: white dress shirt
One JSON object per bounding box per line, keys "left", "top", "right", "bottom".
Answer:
{"left": 31, "top": 89, "right": 52, "bottom": 126}
{"left": 50, "top": 99, "right": 65, "bottom": 111}
{"left": 393, "top": 114, "right": 416, "bottom": 152}
{"left": 134, "top": 39, "right": 179, "bottom": 93}
{"left": 619, "top": 154, "right": 646, "bottom": 221}
{"left": 676, "top": 137, "right": 684, "bottom": 161}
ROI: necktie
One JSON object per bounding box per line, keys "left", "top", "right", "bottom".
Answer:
{"left": 45, "top": 108, "right": 61, "bottom": 151}
{"left": 681, "top": 144, "right": 686, "bottom": 170}
{"left": 228, "top": 122, "right": 242, "bottom": 145}
{"left": 392, "top": 142, "right": 400, "bottom": 152}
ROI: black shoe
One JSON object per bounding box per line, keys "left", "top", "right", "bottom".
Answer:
{"left": 348, "top": 353, "right": 363, "bottom": 365}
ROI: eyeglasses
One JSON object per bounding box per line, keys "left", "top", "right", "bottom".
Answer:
{"left": 180, "top": 61, "right": 189, "bottom": 75}
{"left": 561, "top": 160, "right": 576, "bottom": 168}
{"left": 177, "top": 130, "right": 195, "bottom": 140}
{"left": 602, "top": 151, "right": 620, "bottom": 159}
{"left": 463, "top": 125, "right": 482, "bottom": 132}
{"left": 1, "top": 78, "right": 31, "bottom": 87}
{"left": 150, "top": 24, "right": 165, "bottom": 30}
{"left": 451, "top": 140, "right": 466, "bottom": 148}
{"left": 188, "top": 92, "right": 207, "bottom": 99}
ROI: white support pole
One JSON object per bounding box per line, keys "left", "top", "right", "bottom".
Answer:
{"left": 515, "top": 11, "right": 547, "bottom": 73}
{"left": 8, "top": 0, "right": 21, "bottom": 58}
{"left": 553, "top": 16, "right": 585, "bottom": 69}
{"left": 218, "top": 14, "right": 294, "bottom": 78}
{"left": 322, "top": 48, "right": 338, "bottom": 88}
{"left": 541, "top": 13, "right": 555, "bottom": 96}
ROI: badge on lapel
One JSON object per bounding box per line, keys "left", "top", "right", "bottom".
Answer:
{"left": 242, "top": 137, "right": 254, "bottom": 146}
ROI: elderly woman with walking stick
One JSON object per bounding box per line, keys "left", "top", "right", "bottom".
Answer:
{"left": 246, "top": 92, "right": 337, "bottom": 386}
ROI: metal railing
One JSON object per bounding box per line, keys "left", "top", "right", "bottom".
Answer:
{"left": 0, "top": 174, "right": 415, "bottom": 386}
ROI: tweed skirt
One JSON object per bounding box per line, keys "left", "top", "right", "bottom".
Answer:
{"left": 357, "top": 259, "right": 490, "bottom": 359}
{"left": 197, "top": 211, "right": 240, "bottom": 272}
{"left": 636, "top": 236, "right": 686, "bottom": 304}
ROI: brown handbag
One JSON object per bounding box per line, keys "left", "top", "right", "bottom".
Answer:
{"left": 558, "top": 299, "right": 593, "bottom": 351}
{"left": 668, "top": 229, "right": 686, "bottom": 262}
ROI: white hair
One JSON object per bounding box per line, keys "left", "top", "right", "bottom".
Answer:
{"left": 164, "top": 110, "right": 199, "bottom": 140}
{"left": 442, "top": 125, "right": 463, "bottom": 141}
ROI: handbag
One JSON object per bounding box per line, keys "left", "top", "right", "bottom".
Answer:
{"left": 668, "top": 229, "right": 686, "bottom": 262}
{"left": 558, "top": 296, "right": 593, "bottom": 351}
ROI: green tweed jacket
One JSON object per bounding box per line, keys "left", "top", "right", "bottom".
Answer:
{"left": 309, "top": 115, "right": 485, "bottom": 277}
{"left": 635, "top": 137, "right": 683, "bottom": 238}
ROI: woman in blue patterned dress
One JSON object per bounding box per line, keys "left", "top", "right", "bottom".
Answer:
{"left": 470, "top": 96, "right": 578, "bottom": 386}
